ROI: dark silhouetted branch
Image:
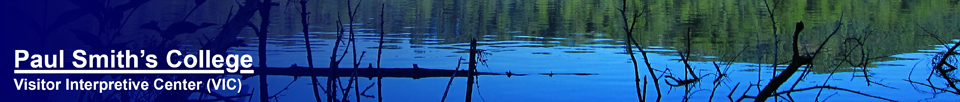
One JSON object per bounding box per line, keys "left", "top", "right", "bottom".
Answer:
{"left": 618, "top": 0, "right": 658, "bottom": 101}
{"left": 377, "top": 3, "right": 386, "bottom": 102}
{"left": 756, "top": 12, "right": 844, "bottom": 102}
{"left": 297, "top": 0, "right": 322, "bottom": 102}
{"left": 256, "top": 0, "right": 275, "bottom": 101}
{"left": 771, "top": 86, "right": 894, "bottom": 102}
{"left": 465, "top": 39, "right": 478, "bottom": 102}
{"left": 441, "top": 58, "right": 464, "bottom": 102}
{"left": 905, "top": 79, "right": 960, "bottom": 95}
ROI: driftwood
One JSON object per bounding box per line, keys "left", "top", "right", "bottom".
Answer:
{"left": 244, "top": 66, "right": 594, "bottom": 79}
{"left": 755, "top": 12, "right": 846, "bottom": 101}
{"left": 255, "top": 67, "right": 499, "bottom": 79}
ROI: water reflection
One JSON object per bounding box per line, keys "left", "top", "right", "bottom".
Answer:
{"left": 238, "top": 28, "right": 960, "bottom": 101}
{"left": 213, "top": 0, "right": 960, "bottom": 101}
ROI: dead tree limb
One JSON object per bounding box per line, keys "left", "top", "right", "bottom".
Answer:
{"left": 770, "top": 86, "right": 895, "bottom": 102}
{"left": 618, "top": 0, "right": 659, "bottom": 101}
{"left": 755, "top": 11, "right": 844, "bottom": 102}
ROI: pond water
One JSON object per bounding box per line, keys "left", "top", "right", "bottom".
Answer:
{"left": 226, "top": 30, "right": 960, "bottom": 101}
{"left": 204, "top": 0, "right": 960, "bottom": 102}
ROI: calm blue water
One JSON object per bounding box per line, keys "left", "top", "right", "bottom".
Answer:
{"left": 219, "top": 28, "right": 960, "bottom": 101}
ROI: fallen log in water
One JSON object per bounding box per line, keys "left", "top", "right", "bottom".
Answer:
{"left": 252, "top": 66, "right": 596, "bottom": 79}
{"left": 254, "top": 66, "right": 499, "bottom": 79}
